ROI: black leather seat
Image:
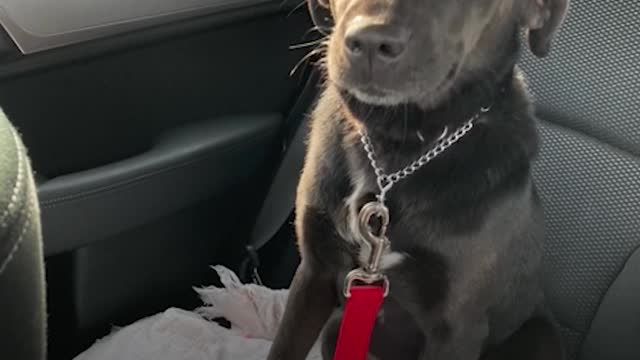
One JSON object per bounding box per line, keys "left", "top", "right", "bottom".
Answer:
{"left": 0, "top": 109, "right": 46, "bottom": 359}
{"left": 520, "top": 1, "right": 640, "bottom": 359}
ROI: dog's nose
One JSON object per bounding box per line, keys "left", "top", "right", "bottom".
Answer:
{"left": 344, "top": 23, "right": 407, "bottom": 63}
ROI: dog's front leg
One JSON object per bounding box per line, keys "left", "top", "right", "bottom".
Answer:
{"left": 420, "top": 318, "right": 488, "bottom": 360}
{"left": 480, "top": 316, "right": 564, "bottom": 360}
{"left": 267, "top": 261, "right": 337, "bottom": 360}
{"left": 385, "top": 255, "right": 488, "bottom": 360}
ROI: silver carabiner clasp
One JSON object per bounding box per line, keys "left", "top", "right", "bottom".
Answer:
{"left": 342, "top": 201, "right": 391, "bottom": 298}
{"left": 343, "top": 268, "right": 389, "bottom": 298}
{"left": 357, "top": 201, "right": 390, "bottom": 274}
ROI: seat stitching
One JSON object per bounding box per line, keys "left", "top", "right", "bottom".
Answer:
{"left": 0, "top": 204, "right": 32, "bottom": 277}
{"left": 538, "top": 119, "right": 640, "bottom": 334}
{"left": 581, "top": 242, "right": 640, "bottom": 342}
{"left": 539, "top": 117, "right": 640, "bottom": 160}
{"left": 0, "top": 126, "right": 25, "bottom": 228}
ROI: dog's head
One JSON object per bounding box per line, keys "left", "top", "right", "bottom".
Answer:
{"left": 310, "top": 0, "right": 569, "bottom": 109}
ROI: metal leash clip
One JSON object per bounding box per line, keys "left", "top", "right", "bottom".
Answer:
{"left": 343, "top": 201, "right": 391, "bottom": 298}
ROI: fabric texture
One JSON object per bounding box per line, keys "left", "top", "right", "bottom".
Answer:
{"left": 75, "top": 266, "right": 322, "bottom": 360}
{"left": 519, "top": 1, "right": 640, "bottom": 359}
{"left": 333, "top": 286, "right": 385, "bottom": 360}
{"left": 580, "top": 247, "right": 640, "bottom": 360}
{"left": 521, "top": 1, "right": 640, "bottom": 156}
{"left": 0, "top": 108, "right": 46, "bottom": 360}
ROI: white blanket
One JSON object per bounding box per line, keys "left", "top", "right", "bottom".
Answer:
{"left": 75, "top": 266, "right": 322, "bottom": 360}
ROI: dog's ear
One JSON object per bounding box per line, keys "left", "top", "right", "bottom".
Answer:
{"left": 522, "top": 0, "right": 569, "bottom": 57}
{"left": 308, "top": 0, "right": 333, "bottom": 35}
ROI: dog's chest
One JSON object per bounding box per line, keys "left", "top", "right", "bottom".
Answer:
{"left": 341, "top": 169, "right": 407, "bottom": 271}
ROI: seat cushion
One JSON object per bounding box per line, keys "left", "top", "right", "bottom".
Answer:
{"left": 0, "top": 107, "right": 30, "bottom": 270}
{"left": 519, "top": 1, "right": 640, "bottom": 359}
{"left": 0, "top": 108, "right": 46, "bottom": 360}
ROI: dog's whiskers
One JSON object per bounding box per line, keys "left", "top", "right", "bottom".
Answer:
{"left": 304, "top": 26, "right": 327, "bottom": 37}
{"left": 289, "top": 38, "right": 326, "bottom": 50}
{"left": 289, "top": 41, "right": 328, "bottom": 77}
{"left": 291, "top": 1, "right": 306, "bottom": 15}
{"left": 286, "top": 0, "right": 309, "bottom": 17}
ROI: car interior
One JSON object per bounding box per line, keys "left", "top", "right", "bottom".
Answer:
{"left": 0, "top": 0, "right": 638, "bottom": 359}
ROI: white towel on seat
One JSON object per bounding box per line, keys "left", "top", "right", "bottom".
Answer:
{"left": 74, "top": 266, "right": 323, "bottom": 360}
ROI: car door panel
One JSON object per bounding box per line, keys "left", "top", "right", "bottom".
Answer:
{"left": 0, "top": 12, "right": 310, "bottom": 177}
{"left": 0, "top": 2, "right": 315, "bottom": 358}
{"left": 0, "top": 0, "right": 276, "bottom": 54}
{"left": 40, "top": 113, "right": 282, "bottom": 256}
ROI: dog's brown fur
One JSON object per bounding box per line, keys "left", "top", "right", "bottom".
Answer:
{"left": 267, "top": 1, "right": 569, "bottom": 359}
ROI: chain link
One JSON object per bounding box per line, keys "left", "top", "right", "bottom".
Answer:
{"left": 360, "top": 106, "right": 490, "bottom": 203}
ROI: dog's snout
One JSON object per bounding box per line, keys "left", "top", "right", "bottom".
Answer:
{"left": 344, "top": 22, "right": 408, "bottom": 64}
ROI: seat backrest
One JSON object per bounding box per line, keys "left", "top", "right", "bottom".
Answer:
{"left": 520, "top": 2, "right": 640, "bottom": 359}
{"left": 0, "top": 109, "right": 46, "bottom": 360}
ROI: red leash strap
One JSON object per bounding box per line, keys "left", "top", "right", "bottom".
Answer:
{"left": 332, "top": 285, "right": 385, "bottom": 360}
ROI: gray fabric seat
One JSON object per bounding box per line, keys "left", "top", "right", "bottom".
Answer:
{"left": 520, "top": 1, "right": 640, "bottom": 359}
{"left": 0, "top": 109, "right": 46, "bottom": 359}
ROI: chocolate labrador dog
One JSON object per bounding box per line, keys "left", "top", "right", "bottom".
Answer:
{"left": 267, "top": 0, "right": 569, "bottom": 359}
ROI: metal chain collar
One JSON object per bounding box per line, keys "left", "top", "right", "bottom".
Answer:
{"left": 359, "top": 106, "right": 491, "bottom": 204}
